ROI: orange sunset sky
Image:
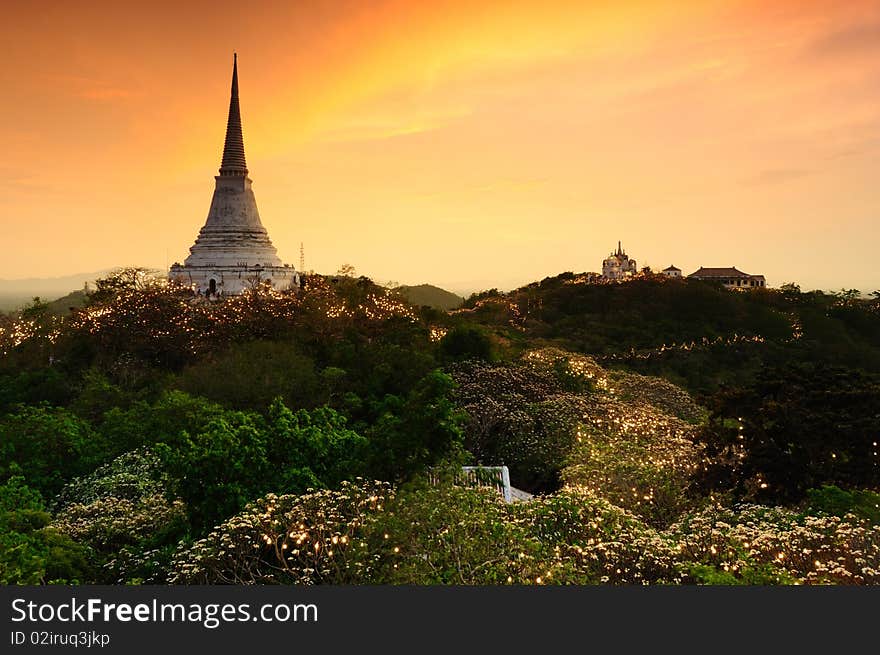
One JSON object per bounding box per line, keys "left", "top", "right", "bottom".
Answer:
{"left": 2, "top": 0, "right": 878, "bottom": 294}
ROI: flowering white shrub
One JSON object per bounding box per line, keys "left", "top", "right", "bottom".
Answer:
{"left": 169, "top": 479, "right": 392, "bottom": 584}
{"left": 562, "top": 394, "right": 706, "bottom": 526}
{"left": 54, "top": 494, "right": 186, "bottom": 551}
{"left": 669, "top": 504, "right": 880, "bottom": 585}
{"left": 451, "top": 347, "right": 709, "bottom": 524}
{"left": 608, "top": 369, "right": 707, "bottom": 424}
{"left": 519, "top": 487, "right": 683, "bottom": 584}
{"left": 53, "top": 449, "right": 167, "bottom": 510}
{"left": 50, "top": 448, "right": 189, "bottom": 583}
{"left": 167, "top": 478, "right": 880, "bottom": 586}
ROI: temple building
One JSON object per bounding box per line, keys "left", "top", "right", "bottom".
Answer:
{"left": 602, "top": 242, "right": 638, "bottom": 280}
{"left": 170, "top": 54, "right": 298, "bottom": 297}
{"left": 662, "top": 265, "right": 682, "bottom": 278}
{"left": 688, "top": 267, "right": 766, "bottom": 289}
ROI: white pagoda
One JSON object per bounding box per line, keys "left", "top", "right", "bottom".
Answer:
{"left": 170, "top": 54, "right": 298, "bottom": 297}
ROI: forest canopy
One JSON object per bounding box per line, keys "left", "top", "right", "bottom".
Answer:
{"left": 1, "top": 270, "right": 878, "bottom": 584}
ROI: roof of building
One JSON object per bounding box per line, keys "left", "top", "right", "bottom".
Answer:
{"left": 689, "top": 267, "right": 758, "bottom": 279}
{"left": 663, "top": 265, "right": 681, "bottom": 271}
{"left": 219, "top": 53, "right": 248, "bottom": 176}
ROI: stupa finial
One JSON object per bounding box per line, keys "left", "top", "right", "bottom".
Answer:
{"left": 219, "top": 53, "right": 248, "bottom": 176}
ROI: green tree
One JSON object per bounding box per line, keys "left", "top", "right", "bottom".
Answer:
{"left": 97, "top": 391, "right": 223, "bottom": 455}
{"left": 150, "top": 398, "right": 370, "bottom": 534}
{"left": 154, "top": 412, "right": 269, "bottom": 533}
{"left": 806, "top": 485, "right": 880, "bottom": 524}
{"left": 0, "top": 477, "right": 91, "bottom": 584}
{"left": 364, "top": 370, "right": 465, "bottom": 482}
{"left": 175, "top": 340, "right": 323, "bottom": 410}
{"left": 439, "top": 325, "right": 495, "bottom": 362}
{"left": 266, "top": 399, "right": 368, "bottom": 490}
{"left": 698, "top": 364, "right": 880, "bottom": 502}
{"left": 0, "top": 405, "right": 101, "bottom": 499}
{"left": 0, "top": 367, "right": 75, "bottom": 411}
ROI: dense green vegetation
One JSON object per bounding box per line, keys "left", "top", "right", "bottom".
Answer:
{"left": 0, "top": 269, "right": 877, "bottom": 584}
{"left": 457, "top": 274, "right": 880, "bottom": 394}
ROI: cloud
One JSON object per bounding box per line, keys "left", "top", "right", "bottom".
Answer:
{"left": 823, "top": 133, "right": 880, "bottom": 160}
{"left": 411, "top": 177, "right": 549, "bottom": 199}
{"left": 740, "top": 168, "right": 815, "bottom": 187}
{"left": 77, "top": 86, "right": 134, "bottom": 101}
{"left": 48, "top": 74, "right": 135, "bottom": 102}
{"left": 808, "top": 21, "right": 880, "bottom": 58}
{"left": 317, "top": 120, "right": 445, "bottom": 143}
{"left": 315, "top": 104, "right": 471, "bottom": 144}
{"left": 0, "top": 176, "right": 58, "bottom": 194}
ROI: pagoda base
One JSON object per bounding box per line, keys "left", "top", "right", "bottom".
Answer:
{"left": 169, "top": 263, "right": 300, "bottom": 298}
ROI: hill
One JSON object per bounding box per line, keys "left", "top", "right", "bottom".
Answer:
{"left": 46, "top": 290, "right": 87, "bottom": 315}
{"left": 394, "top": 284, "right": 464, "bottom": 310}
{"left": 453, "top": 272, "right": 880, "bottom": 394}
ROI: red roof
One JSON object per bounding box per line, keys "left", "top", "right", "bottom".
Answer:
{"left": 689, "top": 267, "right": 756, "bottom": 278}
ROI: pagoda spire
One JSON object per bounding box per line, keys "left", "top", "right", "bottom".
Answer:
{"left": 219, "top": 53, "right": 248, "bottom": 176}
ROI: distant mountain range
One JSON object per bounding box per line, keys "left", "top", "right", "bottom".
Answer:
{"left": 0, "top": 271, "right": 466, "bottom": 315}
{"left": 0, "top": 270, "right": 113, "bottom": 312}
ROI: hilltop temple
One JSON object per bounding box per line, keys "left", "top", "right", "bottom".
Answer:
{"left": 602, "top": 242, "right": 638, "bottom": 280}
{"left": 170, "top": 55, "right": 298, "bottom": 297}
